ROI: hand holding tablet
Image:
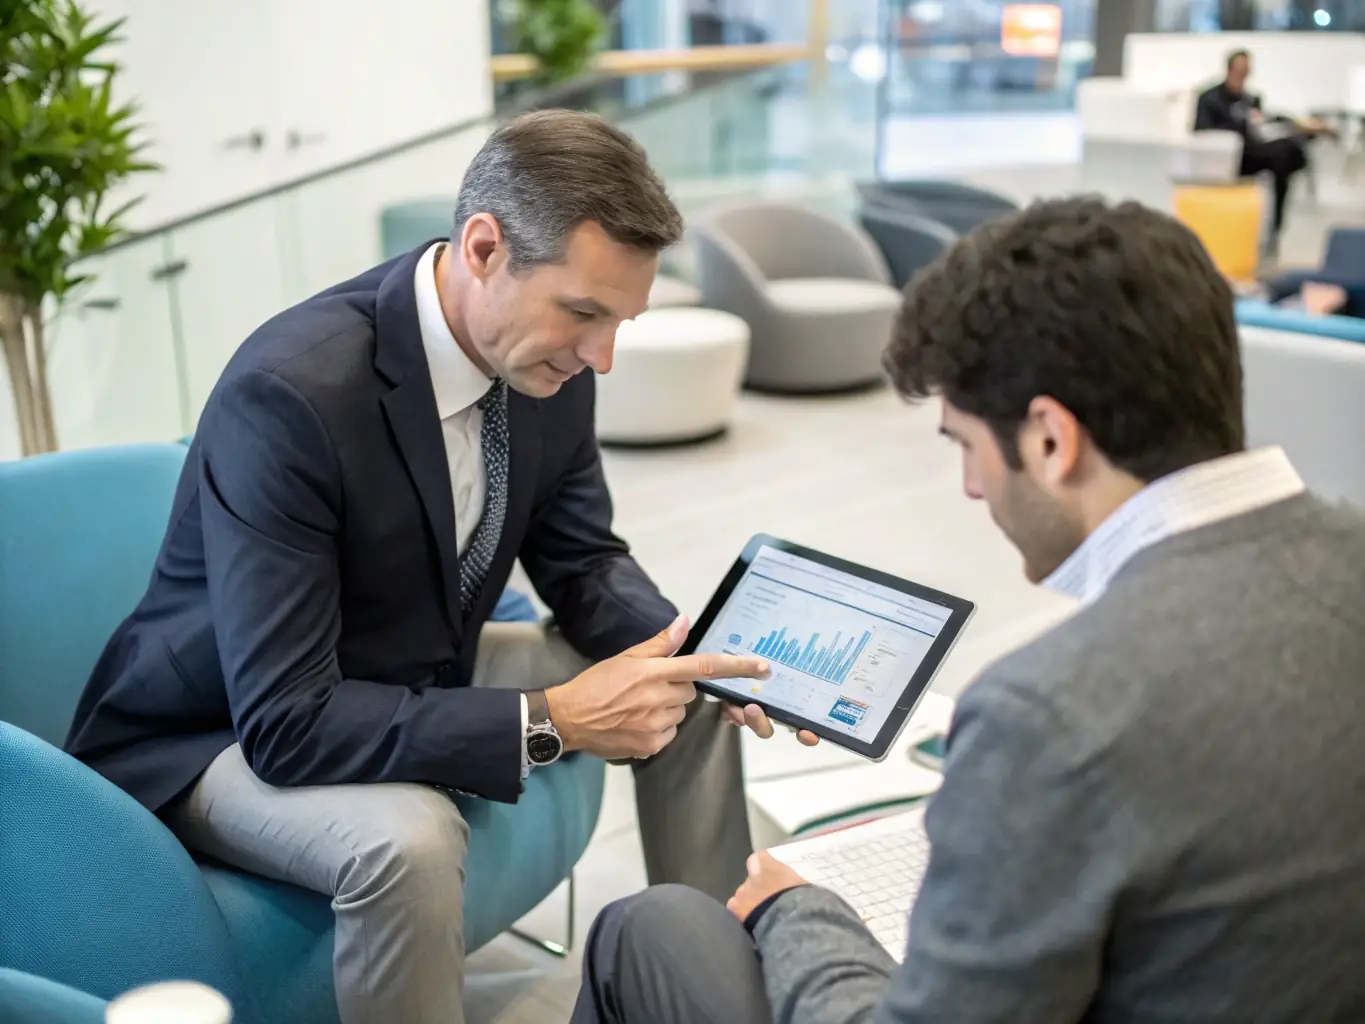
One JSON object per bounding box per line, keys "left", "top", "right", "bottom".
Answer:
{"left": 678, "top": 535, "right": 975, "bottom": 761}
{"left": 719, "top": 701, "right": 821, "bottom": 746}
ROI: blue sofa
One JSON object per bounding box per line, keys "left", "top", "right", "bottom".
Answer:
{"left": 1234, "top": 298, "right": 1365, "bottom": 343}
{"left": 0, "top": 444, "right": 604, "bottom": 1023}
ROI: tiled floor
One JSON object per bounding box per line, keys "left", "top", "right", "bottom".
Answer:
{"left": 464, "top": 116, "right": 1365, "bottom": 1022}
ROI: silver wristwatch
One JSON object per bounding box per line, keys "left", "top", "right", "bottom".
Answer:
{"left": 524, "top": 689, "right": 564, "bottom": 767}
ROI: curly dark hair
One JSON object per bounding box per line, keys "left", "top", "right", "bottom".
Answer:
{"left": 883, "top": 196, "right": 1244, "bottom": 483}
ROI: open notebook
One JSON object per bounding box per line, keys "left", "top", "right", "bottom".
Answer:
{"left": 744, "top": 691, "right": 953, "bottom": 837}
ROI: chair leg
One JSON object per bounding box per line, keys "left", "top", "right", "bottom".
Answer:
{"left": 508, "top": 871, "right": 575, "bottom": 957}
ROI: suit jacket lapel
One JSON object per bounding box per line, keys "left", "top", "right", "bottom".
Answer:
{"left": 375, "top": 242, "right": 464, "bottom": 639}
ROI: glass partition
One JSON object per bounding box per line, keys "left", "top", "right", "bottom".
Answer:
{"left": 161, "top": 123, "right": 496, "bottom": 419}
{"left": 1206, "top": 0, "right": 1365, "bottom": 30}
{"left": 28, "top": 61, "right": 884, "bottom": 454}
{"left": 0, "top": 233, "right": 185, "bottom": 460}
{"left": 875, "top": 0, "right": 1095, "bottom": 120}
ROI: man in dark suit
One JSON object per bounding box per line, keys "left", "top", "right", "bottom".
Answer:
{"left": 65, "top": 110, "right": 796, "bottom": 1024}
{"left": 1193, "top": 49, "right": 1333, "bottom": 251}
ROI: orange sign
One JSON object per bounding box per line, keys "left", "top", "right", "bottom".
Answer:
{"left": 1001, "top": 4, "right": 1062, "bottom": 57}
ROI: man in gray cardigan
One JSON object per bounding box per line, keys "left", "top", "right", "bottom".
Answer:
{"left": 569, "top": 196, "right": 1365, "bottom": 1023}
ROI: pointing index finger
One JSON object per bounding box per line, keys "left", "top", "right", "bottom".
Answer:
{"left": 654, "top": 652, "right": 770, "bottom": 682}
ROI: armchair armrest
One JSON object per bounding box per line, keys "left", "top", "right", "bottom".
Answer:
{"left": 691, "top": 223, "right": 776, "bottom": 331}
{"left": 756, "top": 204, "right": 892, "bottom": 283}
{"left": 0, "top": 969, "right": 106, "bottom": 1024}
{"left": 1171, "top": 130, "right": 1244, "bottom": 183}
{"left": 702, "top": 203, "right": 891, "bottom": 284}
{"left": 0, "top": 725, "right": 249, "bottom": 1011}
{"left": 857, "top": 205, "right": 957, "bottom": 289}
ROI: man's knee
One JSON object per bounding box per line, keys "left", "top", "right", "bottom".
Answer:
{"left": 584, "top": 886, "right": 770, "bottom": 1023}
{"left": 606, "top": 883, "right": 712, "bottom": 931}
{"left": 591, "top": 884, "right": 738, "bottom": 969}
{"left": 335, "top": 786, "right": 470, "bottom": 906}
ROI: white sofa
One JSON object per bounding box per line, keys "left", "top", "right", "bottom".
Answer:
{"left": 1124, "top": 32, "right": 1365, "bottom": 119}
{"left": 1240, "top": 325, "right": 1365, "bottom": 509}
{"left": 1075, "top": 77, "right": 1243, "bottom": 210}
{"left": 1082, "top": 32, "right": 1365, "bottom": 211}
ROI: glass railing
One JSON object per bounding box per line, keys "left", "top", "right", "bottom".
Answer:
{"left": 3, "top": 57, "right": 896, "bottom": 460}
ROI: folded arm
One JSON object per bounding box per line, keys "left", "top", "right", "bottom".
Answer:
{"left": 200, "top": 369, "right": 523, "bottom": 801}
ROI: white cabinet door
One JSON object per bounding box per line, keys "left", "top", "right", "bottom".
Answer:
{"left": 88, "top": 0, "right": 492, "bottom": 229}
{"left": 92, "top": 0, "right": 278, "bottom": 229}
{"left": 264, "top": 0, "right": 493, "bottom": 181}
{"left": 276, "top": 123, "right": 493, "bottom": 306}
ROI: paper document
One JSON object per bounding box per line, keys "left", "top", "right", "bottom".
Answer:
{"left": 747, "top": 758, "right": 943, "bottom": 836}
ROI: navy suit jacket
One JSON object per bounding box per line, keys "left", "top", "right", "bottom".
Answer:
{"left": 65, "top": 244, "right": 676, "bottom": 813}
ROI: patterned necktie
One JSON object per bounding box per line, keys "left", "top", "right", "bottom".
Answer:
{"left": 459, "top": 378, "right": 509, "bottom": 614}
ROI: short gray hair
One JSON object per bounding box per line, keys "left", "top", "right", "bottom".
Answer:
{"left": 452, "top": 109, "right": 684, "bottom": 270}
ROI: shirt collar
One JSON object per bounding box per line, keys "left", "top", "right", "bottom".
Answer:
{"left": 414, "top": 242, "right": 493, "bottom": 419}
{"left": 1043, "top": 447, "right": 1306, "bottom": 605}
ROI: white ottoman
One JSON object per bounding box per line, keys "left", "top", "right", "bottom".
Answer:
{"left": 648, "top": 274, "right": 703, "bottom": 308}
{"left": 597, "top": 308, "right": 750, "bottom": 446}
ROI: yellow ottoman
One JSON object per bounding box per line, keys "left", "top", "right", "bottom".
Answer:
{"left": 1173, "top": 182, "right": 1265, "bottom": 284}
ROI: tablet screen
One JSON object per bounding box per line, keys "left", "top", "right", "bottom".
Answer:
{"left": 692, "top": 544, "right": 956, "bottom": 745}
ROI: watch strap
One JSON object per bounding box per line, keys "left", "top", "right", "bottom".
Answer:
{"left": 525, "top": 688, "right": 551, "bottom": 727}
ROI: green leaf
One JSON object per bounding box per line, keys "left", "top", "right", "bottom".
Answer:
{"left": 513, "top": 0, "right": 605, "bottom": 85}
{"left": 0, "top": 0, "right": 157, "bottom": 305}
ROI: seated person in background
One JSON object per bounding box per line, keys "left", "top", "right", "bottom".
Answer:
{"left": 1269, "top": 278, "right": 1353, "bottom": 316}
{"left": 1194, "top": 49, "right": 1334, "bottom": 251}
{"left": 1265, "top": 230, "right": 1365, "bottom": 317}
{"left": 570, "top": 197, "right": 1365, "bottom": 1024}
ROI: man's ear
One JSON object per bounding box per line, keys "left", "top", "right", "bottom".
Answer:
{"left": 1025, "top": 395, "right": 1084, "bottom": 487}
{"left": 459, "top": 213, "right": 505, "bottom": 283}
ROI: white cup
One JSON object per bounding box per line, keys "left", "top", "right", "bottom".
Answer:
{"left": 105, "top": 981, "right": 232, "bottom": 1024}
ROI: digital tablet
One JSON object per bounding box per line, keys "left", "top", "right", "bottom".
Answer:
{"left": 677, "top": 534, "right": 975, "bottom": 762}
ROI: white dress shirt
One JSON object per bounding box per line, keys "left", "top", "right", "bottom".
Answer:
{"left": 414, "top": 243, "right": 531, "bottom": 773}
{"left": 1044, "top": 446, "right": 1306, "bottom": 606}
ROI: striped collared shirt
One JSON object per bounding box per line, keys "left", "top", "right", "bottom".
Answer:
{"left": 1043, "top": 447, "right": 1306, "bottom": 605}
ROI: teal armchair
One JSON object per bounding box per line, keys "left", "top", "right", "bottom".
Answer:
{"left": 0, "top": 969, "right": 108, "bottom": 1024}
{"left": 0, "top": 444, "right": 604, "bottom": 1023}
{"left": 380, "top": 200, "right": 455, "bottom": 260}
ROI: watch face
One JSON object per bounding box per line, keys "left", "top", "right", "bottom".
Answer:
{"left": 527, "top": 730, "right": 563, "bottom": 765}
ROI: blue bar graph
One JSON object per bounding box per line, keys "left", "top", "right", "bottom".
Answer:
{"left": 752, "top": 626, "right": 872, "bottom": 684}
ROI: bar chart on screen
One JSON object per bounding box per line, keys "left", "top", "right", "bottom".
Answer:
{"left": 751, "top": 625, "right": 872, "bottom": 685}
{"left": 697, "top": 550, "right": 941, "bottom": 739}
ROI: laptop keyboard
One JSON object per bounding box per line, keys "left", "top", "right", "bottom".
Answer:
{"left": 771, "top": 807, "right": 930, "bottom": 962}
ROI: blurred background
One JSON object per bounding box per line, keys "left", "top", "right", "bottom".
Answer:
{"left": 9, "top": 0, "right": 1365, "bottom": 460}
{"left": 6, "top": 2, "right": 1365, "bottom": 1020}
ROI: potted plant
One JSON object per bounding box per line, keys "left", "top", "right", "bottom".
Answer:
{"left": 0, "top": 0, "right": 154, "bottom": 456}
{"left": 511, "top": 0, "right": 607, "bottom": 86}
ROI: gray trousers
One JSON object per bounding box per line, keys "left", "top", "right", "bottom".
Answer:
{"left": 166, "top": 622, "right": 752, "bottom": 1024}
{"left": 571, "top": 884, "right": 771, "bottom": 1024}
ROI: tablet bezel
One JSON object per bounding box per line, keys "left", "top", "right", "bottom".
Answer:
{"left": 677, "top": 533, "right": 976, "bottom": 762}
